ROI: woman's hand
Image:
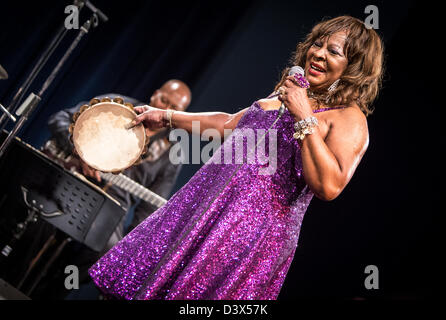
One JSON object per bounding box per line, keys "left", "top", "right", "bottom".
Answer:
{"left": 131, "top": 105, "right": 167, "bottom": 131}
{"left": 278, "top": 75, "right": 314, "bottom": 120}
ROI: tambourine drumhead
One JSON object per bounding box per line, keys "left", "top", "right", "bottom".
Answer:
{"left": 72, "top": 102, "right": 145, "bottom": 172}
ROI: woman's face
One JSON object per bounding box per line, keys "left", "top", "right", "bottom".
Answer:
{"left": 304, "top": 30, "right": 349, "bottom": 92}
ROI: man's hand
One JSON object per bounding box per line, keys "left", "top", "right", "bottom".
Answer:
{"left": 80, "top": 159, "right": 101, "bottom": 182}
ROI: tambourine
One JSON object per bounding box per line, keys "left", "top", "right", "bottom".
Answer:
{"left": 69, "top": 97, "right": 147, "bottom": 173}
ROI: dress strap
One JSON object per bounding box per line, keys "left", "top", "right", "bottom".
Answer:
{"left": 312, "top": 106, "right": 346, "bottom": 113}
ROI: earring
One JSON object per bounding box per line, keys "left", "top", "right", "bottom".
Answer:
{"left": 327, "top": 79, "right": 340, "bottom": 92}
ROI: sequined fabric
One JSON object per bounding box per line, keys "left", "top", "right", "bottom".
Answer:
{"left": 89, "top": 101, "right": 338, "bottom": 300}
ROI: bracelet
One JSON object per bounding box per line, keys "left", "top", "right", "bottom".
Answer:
{"left": 166, "top": 109, "right": 175, "bottom": 128}
{"left": 293, "top": 116, "right": 318, "bottom": 140}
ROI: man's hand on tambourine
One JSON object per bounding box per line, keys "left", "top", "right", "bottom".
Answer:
{"left": 79, "top": 159, "right": 101, "bottom": 182}
{"left": 131, "top": 105, "right": 167, "bottom": 131}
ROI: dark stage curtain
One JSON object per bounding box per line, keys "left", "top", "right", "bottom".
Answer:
{"left": 0, "top": 0, "right": 253, "bottom": 148}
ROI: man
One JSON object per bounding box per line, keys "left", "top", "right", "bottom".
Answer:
{"left": 47, "top": 79, "right": 191, "bottom": 248}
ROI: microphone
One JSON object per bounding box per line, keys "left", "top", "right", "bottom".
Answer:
{"left": 278, "top": 65, "right": 305, "bottom": 116}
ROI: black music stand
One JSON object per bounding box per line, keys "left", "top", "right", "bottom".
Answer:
{"left": 0, "top": 131, "right": 125, "bottom": 252}
{"left": 0, "top": 132, "right": 125, "bottom": 296}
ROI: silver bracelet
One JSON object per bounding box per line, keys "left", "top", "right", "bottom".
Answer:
{"left": 293, "top": 116, "right": 318, "bottom": 140}
{"left": 166, "top": 109, "right": 175, "bottom": 128}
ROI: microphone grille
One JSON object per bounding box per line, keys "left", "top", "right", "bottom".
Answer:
{"left": 289, "top": 65, "right": 304, "bottom": 76}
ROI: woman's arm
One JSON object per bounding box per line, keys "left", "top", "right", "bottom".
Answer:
{"left": 299, "top": 107, "right": 369, "bottom": 201}
{"left": 133, "top": 106, "right": 249, "bottom": 137}
{"left": 279, "top": 76, "right": 369, "bottom": 201}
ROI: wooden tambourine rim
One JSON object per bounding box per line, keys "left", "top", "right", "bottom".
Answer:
{"left": 72, "top": 102, "right": 146, "bottom": 173}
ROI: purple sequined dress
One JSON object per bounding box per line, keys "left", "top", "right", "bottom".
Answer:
{"left": 89, "top": 100, "right": 340, "bottom": 300}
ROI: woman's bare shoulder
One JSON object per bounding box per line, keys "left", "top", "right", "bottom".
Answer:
{"left": 328, "top": 103, "right": 369, "bottom": 144}
{"left": 325, "top": 103, "right": 370, "bottom": 157}
{"left": 336, "top": 103, "right": 368, "bottom": 127}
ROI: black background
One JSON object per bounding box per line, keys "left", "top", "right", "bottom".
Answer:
{"left": 0, "top": 0, "right": 441, "bottom": 300}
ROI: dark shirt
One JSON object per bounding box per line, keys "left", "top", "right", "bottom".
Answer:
{"left": 47, "top": 93, "right": 182, "bottom": 231}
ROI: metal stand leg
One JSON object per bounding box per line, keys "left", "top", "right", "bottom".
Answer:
{"left": 17, "top": 233, "right": 57, "bottom": 290}
{"left": 26, "top": 237, "right": 72, "bottom": 296}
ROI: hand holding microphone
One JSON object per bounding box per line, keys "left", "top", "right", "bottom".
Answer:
{"left": 277, "top": 65, "right": 313, "bottom": 120}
